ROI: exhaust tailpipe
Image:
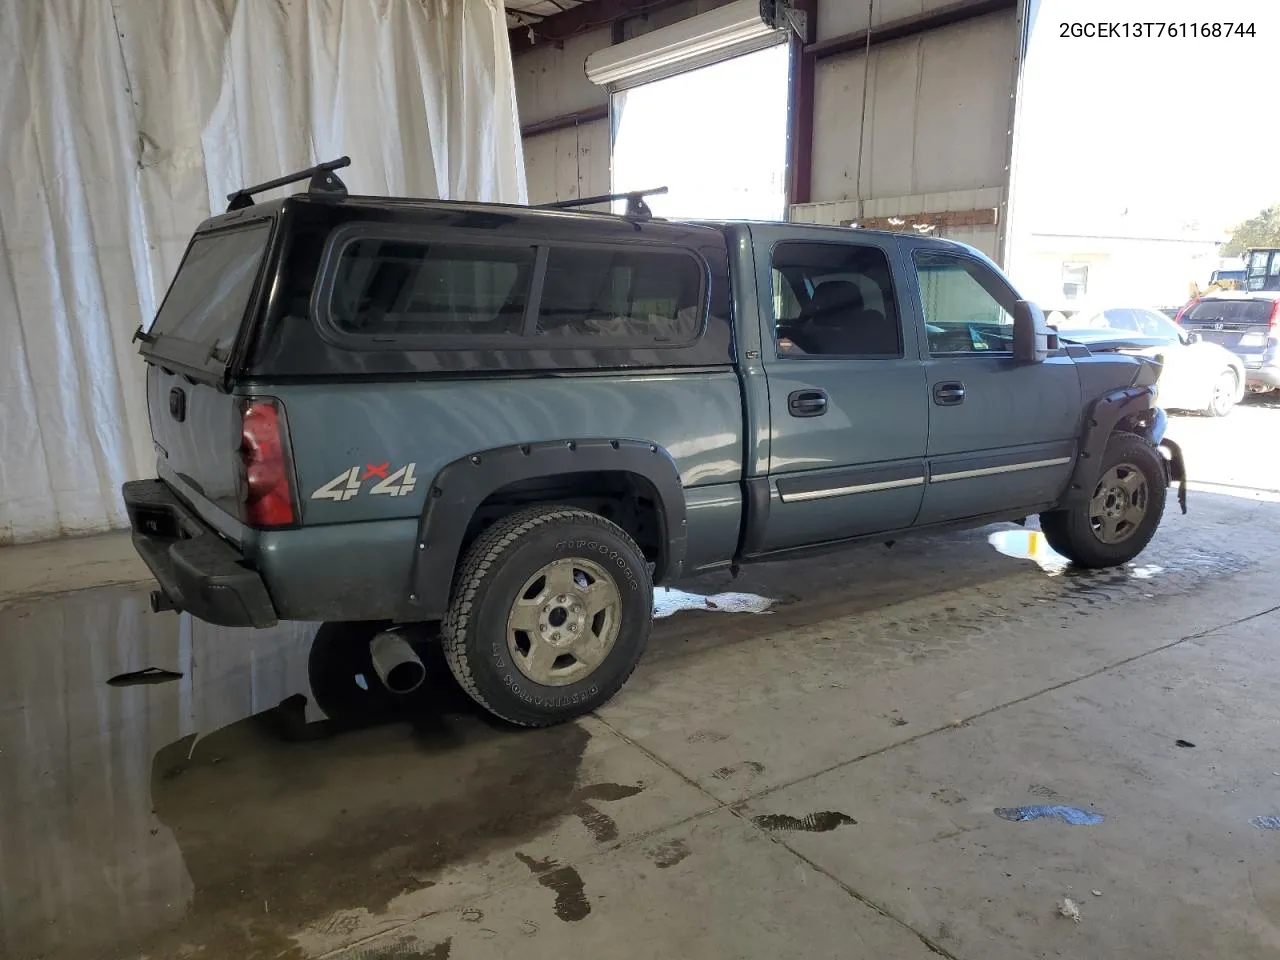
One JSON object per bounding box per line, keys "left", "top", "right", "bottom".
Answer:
{"left": 369, "top": 629, "right": 426, "bottom": 694}
{"left": 150, "top": 590, "right": 179, "bottom": 614}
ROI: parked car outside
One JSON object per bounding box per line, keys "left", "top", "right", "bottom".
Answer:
{"left": 1056, "top": 307, "right": 1245, "bottom": 417}
{"left": 1061, "top": 308, "right": 1244, "bottom": 415}
{"left": 1174, "top": 292, "right": 1280, "bottom": 394}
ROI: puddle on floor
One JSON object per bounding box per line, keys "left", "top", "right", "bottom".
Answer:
{"left": 994, "top": 804, "right": 1105, "bottom": 826}
{"left": 989, "top": 530, "right": 1072, "bottom": 575}
{"left": 653, "top": 587, "right": 775, "bottom": 619}
{"left": 988, "top": 530, "right": 1165, "bottom": 581}
{"left": 0, "top": 584, "right": 610, "bottom": 960}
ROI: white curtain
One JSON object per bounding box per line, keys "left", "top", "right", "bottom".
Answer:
{"left": 0, "top": 0, "right": 526, "bottom": 544}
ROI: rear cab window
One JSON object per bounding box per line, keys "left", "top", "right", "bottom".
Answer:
{"left": 143, "top": 220, "right": 274, "bottom": 376}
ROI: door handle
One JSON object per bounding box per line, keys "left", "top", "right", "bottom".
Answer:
{"left": 788, "top": 388, "right": 828, "bottom": 417}
{"left": 933, "top": 381, "right": 966, "bottom": 406}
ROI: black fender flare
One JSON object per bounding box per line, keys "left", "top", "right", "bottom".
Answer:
{"left": 1060, "top": 384, "right": 1161, "bottom": 507}
{"left": 403, "top": 438, "right": 687, "bottom": 620}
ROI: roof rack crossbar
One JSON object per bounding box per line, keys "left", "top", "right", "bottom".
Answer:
{"left": 539, "top": 187, "right": 668, "bottom": 219}
{"left": 226, "top": 156, "right": 351, "bottom": 212}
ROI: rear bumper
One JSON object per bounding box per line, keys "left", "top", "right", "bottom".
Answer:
{"left": 1245, "top": 364, "right": 1280, "bottom": 390}
{"left": 121, "top": 480, "right": 278, "bottom": 628}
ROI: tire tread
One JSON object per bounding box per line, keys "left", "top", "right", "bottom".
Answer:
{"left": 442, "top": 504, "right": 648, "bottom": 727}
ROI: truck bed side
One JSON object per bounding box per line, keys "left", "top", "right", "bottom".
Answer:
{"left": 243, "top": 373, "right": 744, "bottom": 621}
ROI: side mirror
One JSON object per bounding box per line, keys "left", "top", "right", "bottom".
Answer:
{"left": 1013, "top": 300, "right": 1052, "bottom": 363}
{"left": 1185, "top": 330, "right": 1202, "bottom": 344}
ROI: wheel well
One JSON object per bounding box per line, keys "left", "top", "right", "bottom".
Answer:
{"left": 461, "top": 470, "right": 666, "bottom": 573}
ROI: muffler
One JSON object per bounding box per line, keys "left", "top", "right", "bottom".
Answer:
{"left": 369, "top": 629, "right": 426, "bottom": 694}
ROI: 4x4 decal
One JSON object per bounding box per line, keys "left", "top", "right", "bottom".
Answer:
{"left": 311, "top": 463, "right": 418, "bottom": 501}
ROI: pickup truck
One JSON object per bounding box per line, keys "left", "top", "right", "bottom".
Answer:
{"left": 122, "top": 159, "right": 1187, "bottom": 727}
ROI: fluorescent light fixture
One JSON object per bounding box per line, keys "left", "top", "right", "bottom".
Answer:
{"left": 584, "top": 0, "right": 789, "bottom": 92}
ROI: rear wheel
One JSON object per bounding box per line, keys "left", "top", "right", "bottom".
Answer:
{"left": 1205, "top": 369, "right": 1238, "bottom": 417}
{"left": 442, "top": 505, "right": 653, "bottom": 727}
{"left": 1039, "top": 434, "right": 1167, "bottom": 568}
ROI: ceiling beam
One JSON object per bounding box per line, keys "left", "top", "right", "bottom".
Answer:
{"left": 521, "top": 103, "right": 611, "bottom": 138}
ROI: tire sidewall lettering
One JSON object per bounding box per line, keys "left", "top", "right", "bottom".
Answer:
{"left": 553, "top": 538, "right": 640, "bottom": 592}
{"left": 502, "top": 672, "right": 600, "bottom": 706}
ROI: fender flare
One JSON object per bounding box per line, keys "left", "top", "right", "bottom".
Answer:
{"left": 1059, "top": 384, "right": 1159, "bottom": 507}
{"left": 403, "top": 438, "right": 687, "bottom": 620}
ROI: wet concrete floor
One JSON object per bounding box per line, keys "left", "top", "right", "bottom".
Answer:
{"left": 4, "top": 404, "right": 1280, "bottom": 959}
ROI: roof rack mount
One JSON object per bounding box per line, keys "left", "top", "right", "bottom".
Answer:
{"left": 226, "top": 156, "right": 351, "bottom": 212}
{"left": 540, "top": 187, "right": 668, "bottom": 219}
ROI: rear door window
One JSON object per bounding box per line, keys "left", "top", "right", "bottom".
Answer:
{"left": 148, "top": 222, "right": 272, "bottom": 356}
{"left": 329, "top": 239, "right": 536, "bottom": 337}
{"left": 769, "top": 241, "right": 904, "bottom": 358}
{"left": 535, "top": 246, "right": 704, "bottom": 342}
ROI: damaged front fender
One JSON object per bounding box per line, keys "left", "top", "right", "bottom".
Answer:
{"left": 1159, "top": 436, "right": 1188, "bottom": 515}
{"left": 1123, "top": 406, "right": 1187, "bottom": 515}
{"left": 1129, "top": 407, "right": 1187, "bottom": 515}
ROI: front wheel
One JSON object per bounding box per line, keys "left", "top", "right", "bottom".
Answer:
{"left": 1039, "top": 434, "right": 1167, "bottom": 568}
{"left": 1205, "top": 369, "right": 1238, "bottom": 417}
{"left": 442, "top": 505, "right": 653, "bottom": 727}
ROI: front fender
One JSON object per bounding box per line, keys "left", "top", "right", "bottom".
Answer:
{"left": 1060, "top": 385, "right": 1156, "bottom": 506}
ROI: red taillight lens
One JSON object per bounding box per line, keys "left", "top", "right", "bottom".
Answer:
{"left": 1174, "top": 297, "right": 1199, "bottom": 325}
{"left": 1270, "top": 299, "right": 1280, "bottom": 332}
{"left": 239, "top": 399, "right": 296, "bottom": 527}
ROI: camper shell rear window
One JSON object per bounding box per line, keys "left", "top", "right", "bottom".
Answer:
{"left": 142, "top": 219, "right": 274, "bottom": 376}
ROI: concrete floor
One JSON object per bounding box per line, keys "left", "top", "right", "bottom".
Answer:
{"left": 4, "top": 402, "right": 1280, "bottom": 960}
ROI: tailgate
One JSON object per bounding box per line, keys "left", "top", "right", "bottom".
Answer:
{"left": 138, "top": 219, "right": 275, "bottom": 534}
{"left": 1180, "top": 298, "right": 1274, "bottom": 359}
{"left": 147, "top": 367, "right": 244, "bottom": 526}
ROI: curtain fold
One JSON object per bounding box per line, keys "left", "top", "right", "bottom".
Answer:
{"left": 0, "top": 0, "right": 526, "bottom": 543}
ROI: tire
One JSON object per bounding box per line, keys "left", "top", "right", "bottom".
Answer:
{"left": 1204, "top": 369, "right": 1238, "bottom": 417}
{"left": 1039, "top": 433, "right": 1167, "bottom": 569}
{"left": 442, "top": 505, "right": 654, "bottom": 727}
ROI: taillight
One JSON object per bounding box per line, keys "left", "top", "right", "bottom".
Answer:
{"left": 239, "top": 398, "right": 296, "bottom": 527}
{"left": 1270, "top": 299, "right": 1280, "bottom": 331}
{"left": 1174, "top": 298, "right": 1199, "bottom": 325}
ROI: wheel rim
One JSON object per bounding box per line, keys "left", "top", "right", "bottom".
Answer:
{"left": 506, "top": 557, "right": 622, "bottom": 687}
{"left": 1088, "top": 463, "right": 1149, "bottom": 544}
{"left": 1212, "top": 371, "right": 1235, "bottom": 415}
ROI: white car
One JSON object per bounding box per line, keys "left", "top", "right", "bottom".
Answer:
{"left": 1057, "top": 306, "right": 1246, "bottom": 417}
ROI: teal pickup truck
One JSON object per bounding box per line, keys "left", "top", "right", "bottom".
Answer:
{"left": 123, "top": 159, "right": 1186, "bottom": 727}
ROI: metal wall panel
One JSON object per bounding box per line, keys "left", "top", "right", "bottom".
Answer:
{"left": 522, "top": 119, "right": 612, "bottom": 205}
{"left": 812, "top": 11, "right": 1016, "bottom": 202}
{"left": 514, "top": 29, "right": 610, "bottom": 127}
{"left": 818, "top": 0, "right": 980, "bottom": 43}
